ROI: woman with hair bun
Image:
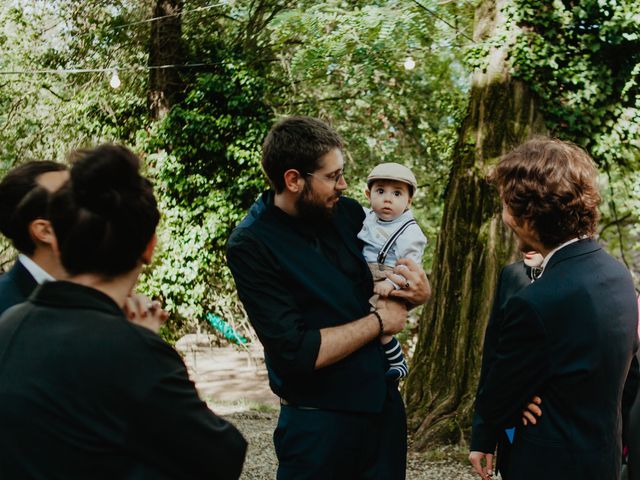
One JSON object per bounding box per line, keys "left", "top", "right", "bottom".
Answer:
{"left": 0, "top": 144, "right": 247, "bottom": 479}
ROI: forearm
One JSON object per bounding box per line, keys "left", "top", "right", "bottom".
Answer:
{"left": 315, "top": 313, "right": 379, "bottom": 369}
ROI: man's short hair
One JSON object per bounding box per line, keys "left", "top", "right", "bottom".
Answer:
{"left": 0, "top": 161, "right": 68, "bottom": 255}
{"left": 490, "top": 137, "right": 601, "bottom": 248}
{"left": 262, "top": 116, "right": 344, "bottom": 193}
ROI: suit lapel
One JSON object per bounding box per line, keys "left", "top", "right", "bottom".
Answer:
{"left": 11, "top": 260, "right": 38, "bottom": 300}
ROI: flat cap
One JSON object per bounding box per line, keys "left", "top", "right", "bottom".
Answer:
{"left": 367, "top": 162, "right": 417, "bottom": 191}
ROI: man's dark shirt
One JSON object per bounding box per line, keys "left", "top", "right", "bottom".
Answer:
{"left": 227, "top": 192, "right": 387, "bottom": 412}
{"left": 0, "top": 281, "right": 247, "bottom": 480}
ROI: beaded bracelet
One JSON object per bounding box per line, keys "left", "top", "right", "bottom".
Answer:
{"left": 372, "top": 310, "right": 384, "bottom": 338}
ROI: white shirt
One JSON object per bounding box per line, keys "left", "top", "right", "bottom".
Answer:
{"left": 18, "top": 254, "right": 54, "bottom": 285}
{"left": 357, "top": 209, "right": 427, "bottom": 266}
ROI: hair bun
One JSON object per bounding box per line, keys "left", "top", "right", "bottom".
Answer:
{"left": 74, "top": 187, "right": 123, "bottom": 216}
{"left": 69, "top": 144, "right": 142, "bottom": 217}
{"left": 51, "top": 143, "right": 160, "bottom": 277}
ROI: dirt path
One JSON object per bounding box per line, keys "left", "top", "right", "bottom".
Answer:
{"left": 176, "top": 334, "right": 278, "bottom": 414}
{"left": 176, "top": 335, "right": 479, "bottom": 480}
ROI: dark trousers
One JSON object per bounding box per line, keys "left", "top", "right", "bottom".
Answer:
{"left": 274, "top": 388, "right": 406, "bottom": 480}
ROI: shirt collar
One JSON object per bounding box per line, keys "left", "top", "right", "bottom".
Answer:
{"left": 18, "top": 254, "right": 55, "bottom": 285}
{"left": 371, "top": 209, "right": 414, "bottom": 225}
{"left": 538, "top": 237, "right": 580, "bottom": 278}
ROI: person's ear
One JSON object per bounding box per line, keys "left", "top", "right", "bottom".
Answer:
{"left": 29, "top": 219, "right": 56, "bottom": 248}
{"left": 141, "top": 233, "right": 157, "bottom": 265}
{"left": 283, "top": 169, "right": 305, "bottom": 193}
{"left": 364, "top": 188, "right": 371, "bottom": 201}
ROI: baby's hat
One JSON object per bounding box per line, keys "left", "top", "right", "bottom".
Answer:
{"left": 367, "top": 162, "right": 418, "bottom": 192}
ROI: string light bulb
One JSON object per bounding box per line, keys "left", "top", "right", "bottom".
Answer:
{"left": 109, "top": 70, "right": 121, "bottom": 89}
{"left": 403, "top": 57, "right": 416, "bottom": 71}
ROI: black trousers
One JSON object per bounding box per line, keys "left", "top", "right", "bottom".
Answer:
{"left": 274, "top": 388, "right": 406, "bottom": 480}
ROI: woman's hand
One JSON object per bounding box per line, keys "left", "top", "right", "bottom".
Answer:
{"left": 124, "top": 293, "right": 169, "bottom": 334}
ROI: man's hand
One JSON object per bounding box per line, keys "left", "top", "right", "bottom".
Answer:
{"left": 124, "top": 294, "right": 169, "bottom": 334}
{"left": 522, "top": 395, "right": 542, "bottom": 426}
{"left": 469, "top": 451, "right": 493, "bottom": 479}
{"left": 387, "top": 258, "right": 431, "bottom": 305}
{"left": 376, "top": 297, "right": 407, "bottom": 335}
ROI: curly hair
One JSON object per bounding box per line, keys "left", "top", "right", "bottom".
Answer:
{"left": 489, "top": 138, "right": 601, "bottom": 248}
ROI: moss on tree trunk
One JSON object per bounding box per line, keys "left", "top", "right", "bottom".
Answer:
{"left": 403, "top": 0, "right": 547, "bottom": 449}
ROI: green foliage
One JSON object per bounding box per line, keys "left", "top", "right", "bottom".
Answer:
{"left": 138, "top": 62, "right": 269, "bottom": 338}
{"left": 508, "top": 0, "right": 640, "bottom": 170}
{"left": 0, "top": 1, "right": 151, "bottom": 168}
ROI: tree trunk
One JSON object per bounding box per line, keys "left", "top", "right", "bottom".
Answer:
{"left": 403, "top": 0, "right": 547, "bottom": 449}
{"left": 148, "top": 0, "right": 183, "bottom": 120}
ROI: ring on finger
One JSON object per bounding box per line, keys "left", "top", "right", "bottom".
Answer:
{"left": 404, "top": 281, "right": 410, "bottom": 289}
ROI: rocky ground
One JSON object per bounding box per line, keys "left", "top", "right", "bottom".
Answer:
{"left": 176, "top": 334, "right": 479, "bottom": 480}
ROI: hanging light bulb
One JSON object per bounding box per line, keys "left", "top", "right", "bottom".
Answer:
{"left": 403, "top": 57, "right": 416, "bottom": 71}
{"left": 109, "top": 70, "right": 121, "bottom": 89}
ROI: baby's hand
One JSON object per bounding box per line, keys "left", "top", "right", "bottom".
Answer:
{"left": 374, "top": 280, "right": 395, "bottom": 297}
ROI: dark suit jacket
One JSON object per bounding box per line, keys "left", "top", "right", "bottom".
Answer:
{"left": 476, "top": 239, "right": 638, "bottom": 480}
{"left": 0, "top": 281, "right": 247, "bottom": 480}
{"left": 0, "top": 260, "right": 37, "bottom": 315}
{"left": 471, "top": 261, "right": 531, "bottom": 477}
{"left": 625, "top": 297, "right": 640, "bottom": 480}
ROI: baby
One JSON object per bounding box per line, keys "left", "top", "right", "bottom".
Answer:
{"left": 358, "top": 162, "right": 427, "bottom": 380}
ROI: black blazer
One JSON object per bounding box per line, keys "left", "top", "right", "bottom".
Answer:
{"left": 476, "top": 239, "right": 638, "bottom": 480}
{"left": 0, "top": 281, "right": 247, "bottom": 480}
{"left": 0, "top": 260, "right": 38, "bottom": 315}
{"left": 471, "top": 261, "right": 531, "bottom": 477}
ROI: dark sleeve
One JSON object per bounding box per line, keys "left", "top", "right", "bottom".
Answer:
{"left": 470, "top": 268, "right": 507, "bottom": 452}
{"left": 623, "top": 354, "right": 640, "bottom": 445}
{"left": 126, "top": 341, "right": 247, "bottom": 480}
{"left": 470, "top": 413, "right": 501, "bottom": 453}
{"left": 476, "top": 296, "right": 551, "bottom": 429}
{"left": 226, "top": 228, "right": 321, "bottom": 376}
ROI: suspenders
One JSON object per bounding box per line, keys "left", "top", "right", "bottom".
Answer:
{"left": 376, "top": 219, "right": 417, "bottom": 265}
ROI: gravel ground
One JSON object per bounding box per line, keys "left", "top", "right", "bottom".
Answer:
{"left": 225, "top": 410, "right": 480, "bottom": 480}
{"left": 179, "top": 338, "right": 481, "bottom": 479}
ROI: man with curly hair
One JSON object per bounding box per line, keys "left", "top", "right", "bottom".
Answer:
{"left": 473, "top": 138, "right": 638, "bottom": 480}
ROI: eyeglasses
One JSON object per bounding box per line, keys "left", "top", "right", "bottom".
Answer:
{"left": 304, "top": 170, "right": 346, "bottom": 187}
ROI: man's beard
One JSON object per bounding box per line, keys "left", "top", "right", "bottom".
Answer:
{"left": 295, "top": 183, "right": 341, "bottom": 225}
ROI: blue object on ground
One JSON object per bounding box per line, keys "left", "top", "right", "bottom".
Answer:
{"left": 206, "top": 313, "right": 248, "bottom": 345}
